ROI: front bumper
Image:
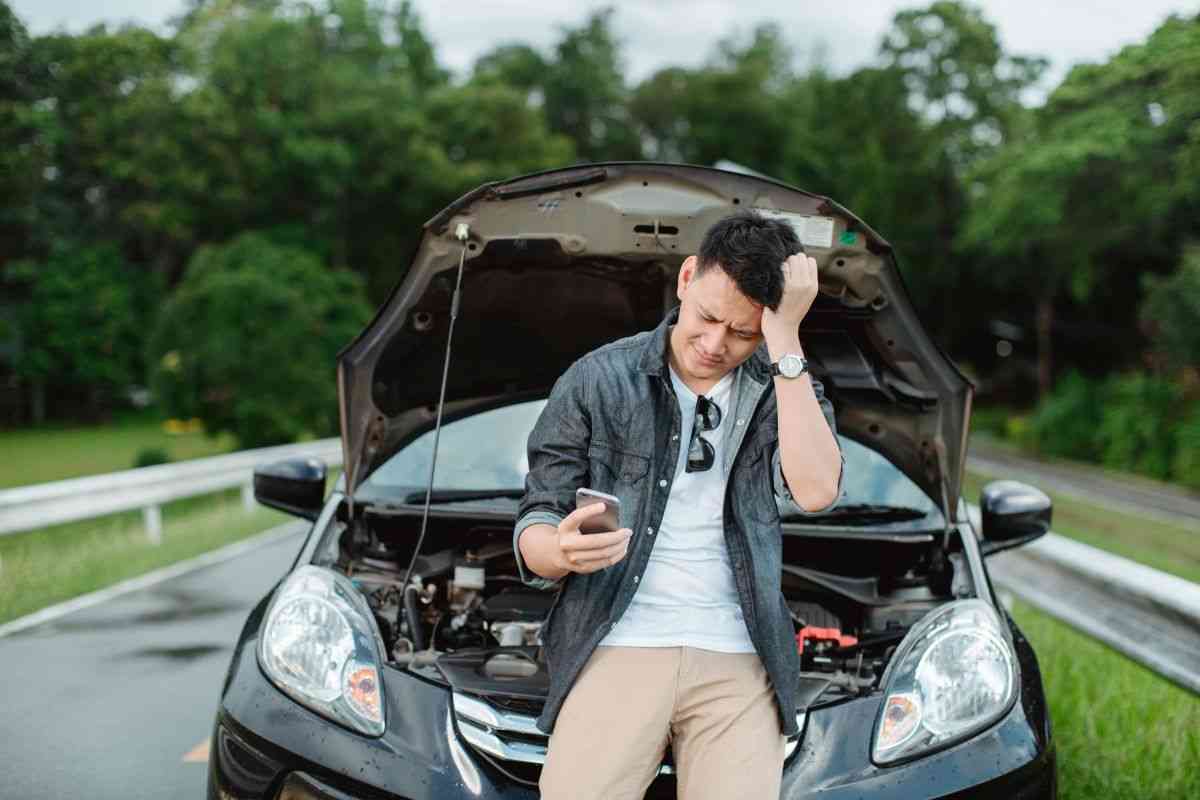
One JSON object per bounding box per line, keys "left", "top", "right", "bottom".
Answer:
{"left": 210, "top": 634, "right": 1054, "bottom": 800}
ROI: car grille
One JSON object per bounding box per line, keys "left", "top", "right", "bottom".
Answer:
{"left": 451, "top": 691, "right": 804, "bottom": 784}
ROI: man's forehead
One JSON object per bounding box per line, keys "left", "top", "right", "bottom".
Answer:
{"left": 692, "top": 270, "right": 763, "bottom": 332}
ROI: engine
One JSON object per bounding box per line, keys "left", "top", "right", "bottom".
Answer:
{"left": 333, "top": 511, "right": 962, "bottom": 704}
{"left": 341, "top": 539, "right": 553, "bottom": 661}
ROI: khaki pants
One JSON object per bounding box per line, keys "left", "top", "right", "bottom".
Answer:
{"left": 539, "top": 645, "right": 786, "bottom": 800}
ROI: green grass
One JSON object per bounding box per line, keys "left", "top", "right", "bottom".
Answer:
{"left": 963, "top": 469, "right": 1200, "bottom": 585}
{"left": 0, "top": 489, "right": 288, "bottom": 625}
{"left": 0, "top": 412, "right": 237, "bottom": 489}
{"left": 1009, "top": 598, "right": 1200, "bottom": 798}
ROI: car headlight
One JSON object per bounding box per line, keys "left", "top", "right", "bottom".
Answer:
{"left": 257, "top": 565, "right": 386, "bottom": 736}
{"left": 872, "top": 599, "right": 1017, "bottom": 765}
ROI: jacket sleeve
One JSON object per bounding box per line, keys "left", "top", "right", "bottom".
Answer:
{"left": 512, "top": 357, "right": 592, "bottom": 589}
{"left": 773, "top": 375, "right": 845, "bottom": 515}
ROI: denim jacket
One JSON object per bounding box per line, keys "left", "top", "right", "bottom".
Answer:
{"left": 512, "top": 306, "right": 844, "bottom": 738}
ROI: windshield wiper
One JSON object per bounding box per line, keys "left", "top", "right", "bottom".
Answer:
{"left": 399, "top": 488, "right": 525, "bottom": 505}
{"left": 787, "top": 503, "right": 930, "bottom": 523}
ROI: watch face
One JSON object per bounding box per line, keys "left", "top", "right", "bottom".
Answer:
{"left": 780, "top": 354, "right": 804, "bottom": 378}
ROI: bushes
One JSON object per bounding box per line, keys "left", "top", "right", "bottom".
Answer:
{"left": 1173, "top": 411, "right": 1200, "bottom": 490}
{"left": 1096, "top": 374, "right": 1181, "bottom": 480}
{"left": 147, "top": 233, "right": 372, "bottom": 449}
{"left": 1023, "top": 370, "right": 1199, "bottom": 488}
{"left": 133, "top": 447, "right": 170, "bottom": 468}
{"left": 1026, "top": 371, "right": 1104, "bottom": 462}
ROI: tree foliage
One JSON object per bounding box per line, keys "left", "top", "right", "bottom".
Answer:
{"left": 630, "top": 24, "right": 794, "bottom": 167}
{"left": 881, "top": 0, "right": 1046, "bottom": 166}
{"left": 0, "top": 2, "right": 46, "bottom": 263}
{"left": 9, "top": 243, "right": 157, "bottom": 417}
{"left": 959, "top": 12, "right": 1200, "bottom": 395}
{"left": 1141, "top": 244, "right": 1200, "bottom": 372}
{"left": 0, "top": 0, "right": 1196, "bottom": 436}
{"left": 147, "top": 232, "right": 372, "bottom": 447}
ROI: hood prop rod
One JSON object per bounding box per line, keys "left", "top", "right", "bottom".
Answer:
{"left": 938, "top": 466, "right": 955, "bottom": 552}
{"left": 399, "top": 223, "right": 472, "bottom": 630}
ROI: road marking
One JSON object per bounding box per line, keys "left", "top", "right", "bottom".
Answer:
{"left": 183, "top": 738, "right": 210, "bottom": 763}
{"left": 0, "top": 520, "right": 304, "bottom": 639}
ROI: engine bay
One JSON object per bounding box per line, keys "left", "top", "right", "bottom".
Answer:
{"left": 328, "top": 508, "right": 969, "bottom": 710}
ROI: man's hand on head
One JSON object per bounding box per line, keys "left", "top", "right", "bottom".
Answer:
{"left": 761, "top": 252, "right": 819, "bottom": 354}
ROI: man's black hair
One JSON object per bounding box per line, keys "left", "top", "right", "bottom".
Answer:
{"left": 695, "top": 210, "right": 801, "bottom": 311}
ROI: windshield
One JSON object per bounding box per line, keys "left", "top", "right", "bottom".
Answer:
{"left": 357, "top": 399, "right": 943, "bottom": 524}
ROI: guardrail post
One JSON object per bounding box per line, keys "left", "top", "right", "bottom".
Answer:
{"left": 241, "top": 483, "right": 255, "bottom": 512}
{"left": 143, "top": 505, "right": 162, "bottom": 545}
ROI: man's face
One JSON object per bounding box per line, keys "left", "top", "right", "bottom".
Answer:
{"left": 669, "top": 256, "right": 764, "bottom": 385}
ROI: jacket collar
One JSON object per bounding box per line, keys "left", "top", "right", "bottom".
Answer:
{"left": 637, "top": 305, "right": 773, "bottom": 385}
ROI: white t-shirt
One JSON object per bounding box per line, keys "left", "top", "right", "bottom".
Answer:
{"left": 598, "top": 364, "right": 756, "bottom": 653}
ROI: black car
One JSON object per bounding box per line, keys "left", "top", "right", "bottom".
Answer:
{"left": 208, "top": 163, "right": 1057, "bottom": 799}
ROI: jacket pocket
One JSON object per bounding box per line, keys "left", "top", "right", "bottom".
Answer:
{"left": 586, "top": 442, "right": 650, "bottom": 490}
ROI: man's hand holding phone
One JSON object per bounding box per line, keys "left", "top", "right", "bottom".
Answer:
{"left": 518, "top": 501, "right": 633, "bottom": 581}
{"left": 556, "top": 501, "right": 632, "bottom": 574}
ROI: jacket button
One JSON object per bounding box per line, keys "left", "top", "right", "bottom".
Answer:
{"left": 633, "top": 575, "right": 640, "bottom": 583}
{"left": 646, "top": 526, "right": 654, "bottom": 535}
{"left": 659, "top": 479, "right": 667, "bottom": 488}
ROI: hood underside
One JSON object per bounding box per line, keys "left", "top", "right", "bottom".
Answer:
{"left": 337, "top": 163, "right": 973, "bottom": 521}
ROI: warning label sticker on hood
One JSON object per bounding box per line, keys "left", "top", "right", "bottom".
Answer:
{"left": 753, "top": 208, "right": 835, "bottom": 249}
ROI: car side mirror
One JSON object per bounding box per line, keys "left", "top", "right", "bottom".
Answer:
{"left": 979, "top": 479, "right": 1052, "bottom": 556}
{"left": 253, "top": 457, "right": 327, "bottom": 520}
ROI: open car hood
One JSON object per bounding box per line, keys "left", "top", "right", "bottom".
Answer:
{"left": 337, "top": 163, "right": 973, "bottom": 521}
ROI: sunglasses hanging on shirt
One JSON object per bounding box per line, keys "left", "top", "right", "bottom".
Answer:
{"left": 686, "top": 394, "right": 723, "bottom": 473}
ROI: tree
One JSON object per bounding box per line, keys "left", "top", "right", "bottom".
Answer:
{"left": 541, "top": 8, "right": 640, "bottom": 161}
{"left": 174, "top": 0, "right": 571, "bottom": 300}
{"left": 475, "top": 9, "right": 639, "bottom": 162}
{"left": 174, "top": 0, "right": 433, "bottom": 289}
{"left": 630, "top": 24, "right": 794, "bottom": 168}
{"left": 0, "top": 1, "right": 48, "bottom": 273}
{"left": 147, "top": 233, "right": 372, "bottom": 447}
{"left": 472, "top": 43, "right": 547, "bottom": 97}
{"left": 881, "top": 0, "right": 1046, "bottom": 167}
{"left": 23, "top": 24, "right": 185, "bottom": 269}
{"left": 960, "top": 14, "right": 1200, "bottom": 397}
{"left": 1141, "top": 244, "right": 1200, "bottom": 373}
{"left": 9, "top": 244, "right": 157, "bottom": 421}
{"left": 422, "top": 80, "right": 574, "bottom": 189}
{"left": 778, "top": 66, "right": 961, "bottom": 318}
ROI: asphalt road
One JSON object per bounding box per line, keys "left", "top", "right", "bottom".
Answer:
{"left": 967, "top": 437, "right": 1200, "bottom": 528}
{"left": 0, "top": 523, "right": 307, "bottom": 800}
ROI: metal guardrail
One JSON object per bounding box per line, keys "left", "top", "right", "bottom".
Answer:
{"left": 0, "top": 438, "right": 342, "bottom": 543}
{"left": 968, "top": 504, "right": 1200, "bottom": 695}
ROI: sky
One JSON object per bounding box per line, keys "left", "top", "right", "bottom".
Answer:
{"left": 11, "top": 0, "right": 1200, "bottom": 97}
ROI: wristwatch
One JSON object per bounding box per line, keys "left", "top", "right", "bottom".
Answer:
{"left": 770, "top": 353, "right": 808, "bottom": 379}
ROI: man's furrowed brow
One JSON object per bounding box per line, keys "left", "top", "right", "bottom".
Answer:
{"left": 698, "top": 302, "right": 759, "bottom": 335}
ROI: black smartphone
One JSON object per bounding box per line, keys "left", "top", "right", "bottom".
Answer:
{"left": 575, "top": 487, "right": 622, "bottom": 534}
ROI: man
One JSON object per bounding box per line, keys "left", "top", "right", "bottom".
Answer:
{"left": 512, "top": 210, "right": 845, "bottom": 799}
